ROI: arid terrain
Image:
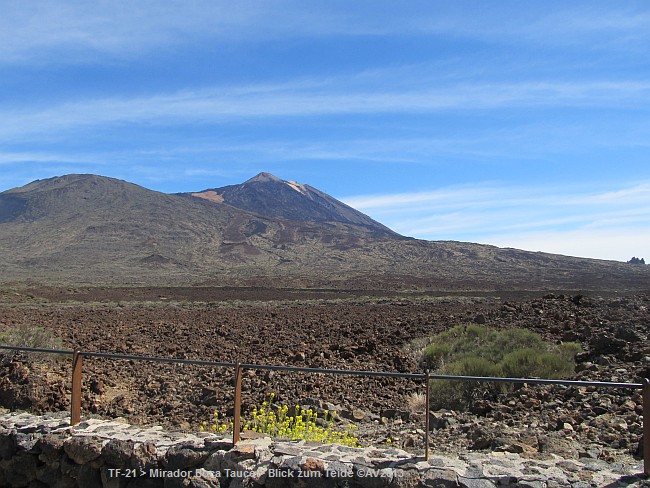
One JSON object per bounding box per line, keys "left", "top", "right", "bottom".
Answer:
{"left": 0, "top": 286, "right": 648, "bottom": 466}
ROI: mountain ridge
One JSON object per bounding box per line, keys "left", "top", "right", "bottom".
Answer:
{"left": 0, "top": 173, "right": 648, "bottom": 291}
{"left": 180, "top": 172, "right": 398, "bottom": 237}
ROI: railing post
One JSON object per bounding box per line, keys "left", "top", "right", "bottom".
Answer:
{"left": 233, "top": 362, "right": 242, "bottom": 445}
{"left": 425, "top": 370, "right": 430, "bottom": 460}
{"left": 643, "top": 377, "right": 649, "bottom": 476}
{"left": 71, "top": 350, "right": 83, "bottom": 426}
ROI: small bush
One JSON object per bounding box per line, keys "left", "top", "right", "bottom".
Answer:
{"left": 429, "top": 355, "right": 506, "bottom": 408}
{"left": 500, "top": 348, "right": 574, "bottom": 379}
{"left": 0, "top": 325, "right": 65, "bottom": 361}
{"left": 406, "top": 392, "right": 427, "bottom": 412}
{"left": 422, "top": 343, "right": 450, "bottom": 369}
{"left": 558, "top": 342, "right": 583, "bottom": 362}
{"left": 421, "top": 325, "right": 581, "bottom": 409}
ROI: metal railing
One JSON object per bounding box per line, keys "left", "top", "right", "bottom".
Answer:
{"left": 0, "top": 344, "right": 648, "bottom": 475}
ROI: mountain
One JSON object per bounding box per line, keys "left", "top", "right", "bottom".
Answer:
{"left": 0, "top": 173, "right": 648, "bottom": 291}
{"left": 181, "top": 172, "right": 397, "bottom": 236}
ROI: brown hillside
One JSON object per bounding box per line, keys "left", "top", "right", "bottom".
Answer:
{"left": 0, "top": 173, "right": 648, "bottom": 291}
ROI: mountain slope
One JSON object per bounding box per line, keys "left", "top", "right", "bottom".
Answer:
{"left": 183, "top": 172, "right": 398, "bottom": 237}
{"left": 0, "top": 174, "right": 403, "bottom": 285}
{"left": 0, "top": 174, "right": 240, "bottom": 280}
{"left": 0, "top": 174, "right": 648, "bottom": 291}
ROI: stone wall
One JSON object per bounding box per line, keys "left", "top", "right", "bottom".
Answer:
{"left": 0, "top": 411, "right": 646, "bottom": 487}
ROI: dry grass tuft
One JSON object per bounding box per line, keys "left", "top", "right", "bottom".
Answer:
{"left": 406, "top": 392, "right": 427, "bottom": 412}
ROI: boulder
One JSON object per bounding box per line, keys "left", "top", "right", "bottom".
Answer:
{"left": 63, "top": 436, "right": 103, "bottom": 465}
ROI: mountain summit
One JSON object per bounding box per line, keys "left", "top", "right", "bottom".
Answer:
{"left": 245, "top": 172, "right": 283, "bottom": 183}
{"left": 184, "top": 172, "right": 397, "bottom": 236}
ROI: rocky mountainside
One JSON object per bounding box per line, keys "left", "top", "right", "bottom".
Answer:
{"left": 0, "top": 173, "right": 648, "bottom": 291}
{"left": 182, "top": 172, "right": 397, "bottom": 236}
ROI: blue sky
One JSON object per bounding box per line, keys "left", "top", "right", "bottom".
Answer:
{"left": 1, "top": 1, "right": 649, "bottom": 261}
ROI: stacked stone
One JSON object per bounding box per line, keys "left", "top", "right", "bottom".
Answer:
{"left": 0, "top": 412, "right": 647, "bottom": 487}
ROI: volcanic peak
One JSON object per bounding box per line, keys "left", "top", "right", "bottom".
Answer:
{"left": 191, "top": 172, "right": 397, "bottom": 235}
{"left": 244, "top": 172, "right": 283, "bottom": 184}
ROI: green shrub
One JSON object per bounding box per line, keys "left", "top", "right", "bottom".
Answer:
{"left": 500, "top": 348, "right": 574, "bottom": 379}
{"left": 429, "top": 355, "right": 505, "bottom": 408}
{"left": 558, "top": 341, "right": 583, "bottom": 362}
{"left": 421, "top": 325, "right": 581, "bottom": 409}
{"left": 422, "top": 343, "right": 450, "bottom": 369}
{"left": 0, "top": 325, "right": 65, "bottom": 361}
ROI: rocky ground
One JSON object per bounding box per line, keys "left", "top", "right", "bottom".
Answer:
{"left": 0, "top": 287, "right": 648, "bottom": 477}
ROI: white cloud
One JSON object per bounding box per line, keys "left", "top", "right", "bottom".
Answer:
{"left": 0, "top": 0, "right": 273, "bottom": 64}
{"left": 1, "top": 79, "right": 650, "bottom": 142}
{"left": 484, "top": 228, "right": 650, "bottom": 262}
{"left": 341, "top": 181, "right": 650, "bottom": 261}
{"left": 0, "top": 151, "right": 95, "bottom": 165}
{"left": 2, "top": 2, "right": 649, "bottom": 65}
{"left": 571, "top": 183, "right": 650, "bottom": 205}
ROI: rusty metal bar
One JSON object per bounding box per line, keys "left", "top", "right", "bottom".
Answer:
{"left": 428, "top": 374, "right": 642, "bottom": 389}
{"left": 242, "top": 362, "right": 425, "bottom": 379}
{"left": 233, "top": 362, "right": 243, "bottom": 445}
{"left": 424, "top": 370, "right": 430, "bottom": 460}
{"left": 71, "top": 350, "right": 83, "bottom": 426}
{"left": 0, "top": 344, "right": 641, "bottom": 389}
{"left": 643, "top": 378, "right": 649, "bottom": 476}
{"left": 0, "top": 345, "right": 73, "bottom": 356}
{"left": 83, "top": 350, "right": 235, "bottom": 369}
{"left": 0, "top": 342, "right": 647, "bottom": 465}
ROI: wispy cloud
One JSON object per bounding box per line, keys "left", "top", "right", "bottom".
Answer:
{"left": 0, "top": 151, "right": 97, "bottom": 165}
{"left": 341, "top": 181, "right": 650, "bottom": 261}
{"left": 2, "top": 79, "right": 650, "bottom": 142}
{"left": 485, "top": 228, "right": 650, "bottom": 262}
{"left": 571, "top": 183, "right": 650, "bottom": 205}
{"left": 2, "top": 2, "right": 649, "bottom": 65}
{"left": 345, "top": 182, "right": 650, "bottom": 211}
{"left": 0, "top": 0, "right": 273, "bottom": 64}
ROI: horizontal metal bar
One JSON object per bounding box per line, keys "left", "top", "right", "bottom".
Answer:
{"left": 0, "top": 344, "right": 74, "bottom": 356}
{"left": 241, "top": 362, "right": 426, "bottom": 379}
{"left": 0, "top": 344, "right": 644, "bottom": 389}
{"left": 429, "top": 374, "right": 643, "bottom": 389}
{"left": 81, "top": 351, "right": 235, "bottom": 369}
